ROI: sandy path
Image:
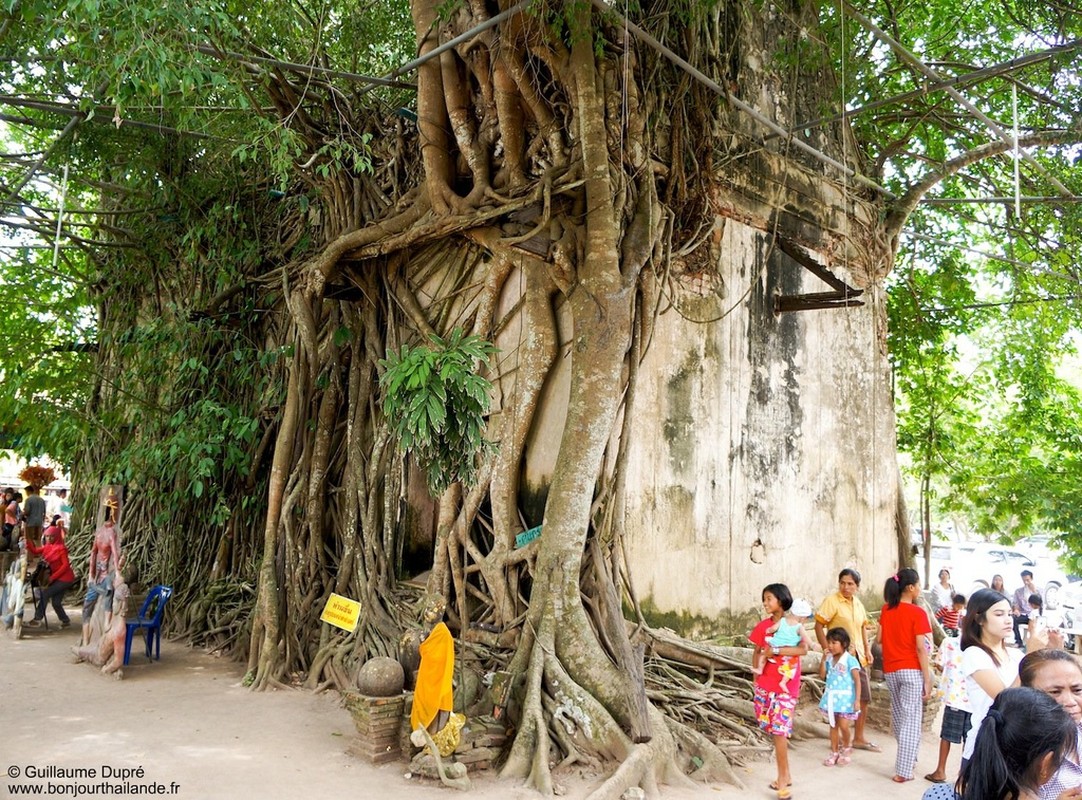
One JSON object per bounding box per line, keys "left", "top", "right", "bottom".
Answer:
{"left": 2, "top": 615, "right": 953, "bottom": 799}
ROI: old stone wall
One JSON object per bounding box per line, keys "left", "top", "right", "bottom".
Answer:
{"left": 493, "top": 196, "right": 899, "bottom": 636}
{"left": 620, "top": 213, "right": 898, "bottom": 636}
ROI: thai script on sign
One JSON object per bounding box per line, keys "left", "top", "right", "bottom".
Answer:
{"left": 320, "top": 592, "right": 362, "bottom": 632}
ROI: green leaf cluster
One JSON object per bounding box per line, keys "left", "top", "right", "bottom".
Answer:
{"left": 856, "top": 1, "right": 1082, "bottom": 549}
{"left": 889, "top": 210, "right": 1082, "bottom": 551}
{"left": 379, "top": 329, "right": 496, "bottom": 496}
{"left": 0, "top": 257, "right": 94, "bottom": 463}
{"left": 90, "top": 309, "right": 276, "bottom": 528}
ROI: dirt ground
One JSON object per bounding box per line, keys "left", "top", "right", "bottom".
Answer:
{"left": 2, "top": 612, "right": 957, "bottom": 800}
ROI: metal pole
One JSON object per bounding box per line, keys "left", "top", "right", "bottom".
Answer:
{"left": 591, "top": 0, "right": 895, "bottom": 198}
{"left": 51, "top": 162, "right": 68, "bottom": 271}
{"left": 921, "top": 196, "right": 1082, "bottom": 204}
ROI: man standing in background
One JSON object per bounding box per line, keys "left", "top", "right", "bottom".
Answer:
{"left": 22, "top": 484, "right": 46, "bottom": 547}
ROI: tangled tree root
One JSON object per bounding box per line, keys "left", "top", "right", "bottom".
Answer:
{"left": 582, "top": 707, "right": 694, "bottom": 800}
{"left": 501, "top": 610, "right": 741, "bottom": 800}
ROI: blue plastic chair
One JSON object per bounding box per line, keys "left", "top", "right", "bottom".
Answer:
{"left": 123, "top": 585, "right": 173, "bottom": 666}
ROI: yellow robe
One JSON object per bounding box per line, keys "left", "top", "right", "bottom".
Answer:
{"left": 411, "top": 621, "right": 454, "bottom": 732}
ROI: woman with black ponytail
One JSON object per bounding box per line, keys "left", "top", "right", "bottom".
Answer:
{"left": 959, "top": 587, "right": 1026, "bottom": 770}
{"left": 922, "top": 686, "right": 1078, "bottom": 800}
{"left": 879, "top": 567, "right": 934, "bottom": 783}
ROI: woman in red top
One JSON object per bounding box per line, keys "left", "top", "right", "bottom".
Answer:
{"left": 879, "top": 567, "right": 933, "bottom": 784}
{"left": 749, "top": 583, "right": 808, "bottom": 800}
{"left": 42, "top": 514, "right": 66, "bottom": 543}
{"left": 24, "top": 527, "right": 76, "bottom": 627}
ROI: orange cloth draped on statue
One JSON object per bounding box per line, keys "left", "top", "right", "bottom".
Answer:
{"left": 411, "top": 621, "right": 454, "bottom": 732}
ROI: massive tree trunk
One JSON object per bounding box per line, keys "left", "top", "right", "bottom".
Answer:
{"left": 226, "top": 0, "right": 896, "bottom": 794}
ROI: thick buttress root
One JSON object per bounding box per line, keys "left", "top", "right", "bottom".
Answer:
{"left": 502, "top": 613, "right": 738, "bottom": 798}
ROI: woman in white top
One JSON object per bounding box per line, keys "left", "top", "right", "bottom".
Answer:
{"left": 960, "top": 588, "right": 1026, "bottom": 765}
{"left": 932, "top": 569, "right": 955, "bottom": 613}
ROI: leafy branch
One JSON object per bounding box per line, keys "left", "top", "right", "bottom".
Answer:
{"left": 379, "top": 328, "right": 496, "bottom": 495}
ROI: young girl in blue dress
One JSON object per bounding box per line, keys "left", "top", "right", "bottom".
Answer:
{"left": 819, "top": 626, "right": 862, "bottom": 766}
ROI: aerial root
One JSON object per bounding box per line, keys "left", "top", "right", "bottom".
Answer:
{"left": 503, "top": 609, "right": 748, "bottom": 798}
{"left": 581, "top": 709, "right": 672, "bottom": 800}
{"left": 500, "top": 625, "right": 554, "bottom": 794}
{"left": 663, "top": 717, "right": 744, "bottom": 789}
{"left": 538, "top": 653, "right": 677, "bottom": 800}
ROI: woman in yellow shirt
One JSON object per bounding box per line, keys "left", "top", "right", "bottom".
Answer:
{"left": 815, "top": 567, "right": 881, "bottom": 753}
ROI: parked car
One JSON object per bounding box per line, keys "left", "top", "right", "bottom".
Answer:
{"left": 1040, "top": 579, "right": 1078, "bottom": 650}
{"left": 1054, "top": 580, "right": 1082, "bottom": 620}
{"left": 915, "top": 541, "right": 1069, "bottom": 600}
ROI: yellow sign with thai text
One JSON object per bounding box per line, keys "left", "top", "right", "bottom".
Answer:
{"left": 320, "top": 593, "right": 361, "bottom": 632}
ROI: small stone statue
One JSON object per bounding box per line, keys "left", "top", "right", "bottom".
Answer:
{"left": 405, "top": 594, "right": 469, "bottom": 790}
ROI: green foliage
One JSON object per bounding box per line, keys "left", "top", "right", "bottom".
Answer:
{"left": 889, "top": 210, "right": 1082, "bottom": 547}
{"left": 88, "top": 311, "right": 274, "bottom": 528}
{"left": 0, "top": 0, "right": 413, "bottom": 211}
{"left": 0, "top": 0, "right": 1077, "bottom": 628}
{"left": 0, "top": 209, "right": 95, "bottom": 465}
{"left": 854, "top": 0, "right": 1082, "bottom": 547}
{"left": 379, "top": 329, "right": 496, "bottom": 496}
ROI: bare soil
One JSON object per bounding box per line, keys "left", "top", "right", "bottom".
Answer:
{"left": 3, "top": 613, "right": 955, "bottom": 799}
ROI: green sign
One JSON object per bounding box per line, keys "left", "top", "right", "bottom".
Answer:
{"left": 514, "top": 525, "right": 542, "bottom": 548}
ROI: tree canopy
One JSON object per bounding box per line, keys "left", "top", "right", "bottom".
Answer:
{"left": 1, "top": 3, "right": 1078, "bottom": 468}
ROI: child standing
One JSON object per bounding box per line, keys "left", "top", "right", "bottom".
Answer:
{"left": 1027, "top": 592, "right": 1045, "bottom": 640}
{"left": 818, "top": 627, "right": 861, "bottom": 766}
{"left": 750, "top": 583, "right": 809, "bottom": 800}
{"left": 754, "top": 598, "right": 812, "bottom": 696}
{"left": 923, "top": 634, "right": 971, "bottom": 783}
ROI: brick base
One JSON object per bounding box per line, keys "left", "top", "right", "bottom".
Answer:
{"left": 342, "top": 692, "right": 405, "bottom": 764}
{"left": 407, "top": 715, "right": 511, "bottom": 777}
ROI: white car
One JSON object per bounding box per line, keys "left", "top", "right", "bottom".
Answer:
{"left": 1036, "top": 580, "right": 1079, "bottom": 650}
{"left": 915, "top": 541, "right": 1069, "bottom": 601}
{"left": 1054, "top": 580, "right": 1082, "bottom": 617}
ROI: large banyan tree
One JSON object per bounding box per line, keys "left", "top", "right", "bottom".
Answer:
{"left": 1, "top": 0, "right": 1080, "bottom": 796}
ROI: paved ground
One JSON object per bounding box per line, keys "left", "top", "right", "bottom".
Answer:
{"left": 1, "top": 613, "right": 955, "bottom": 799}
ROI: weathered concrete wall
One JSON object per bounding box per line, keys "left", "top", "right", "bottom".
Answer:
{"left": 495, "top": 141, "right": 900, "bottom": 635}
{"left": 621, "top": 216, "right": 898, "bottom": 636}
{"left": 503, "top": 221, "right": 899, "bottom": 636}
